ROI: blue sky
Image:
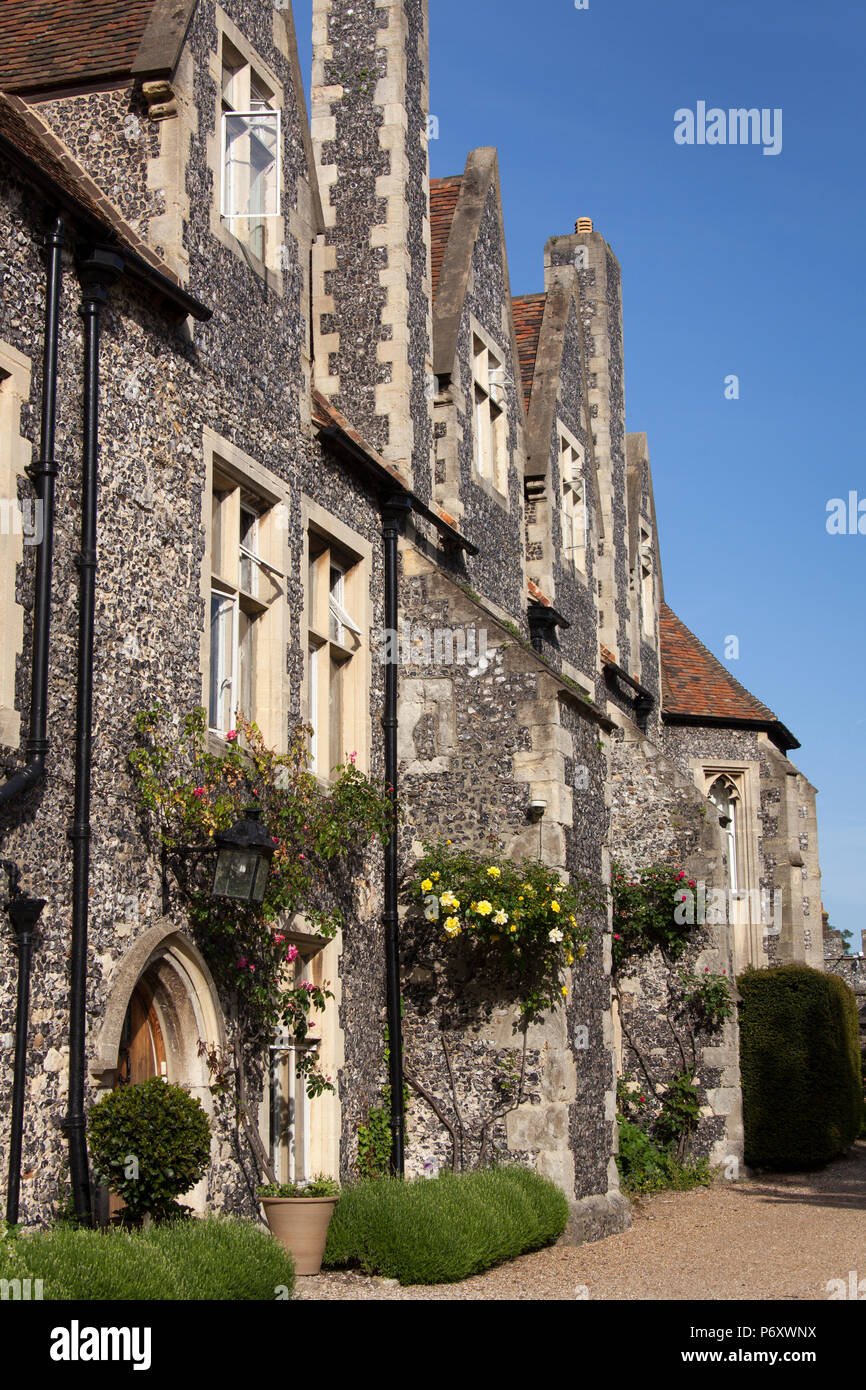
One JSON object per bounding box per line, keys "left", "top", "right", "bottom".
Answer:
{"left": 296, "top": 1, "right": 866, "bottom": 948}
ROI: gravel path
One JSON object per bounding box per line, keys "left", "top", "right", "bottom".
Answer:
{"left": 295, "top": 1142, "right": 866, "bottom": 1301}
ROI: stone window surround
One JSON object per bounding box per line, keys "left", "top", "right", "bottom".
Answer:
{"left": 208, "top": 5, "right": 285, "bottom": 294}
{"left": 0, "top": 340, "right": 33, "bottom": 750}
{"left": 301, "top": 496, "right": 373, "bottom": 780}
{"left": 556, "top": 416, "right": 590, "bottom": 583}
{"left": 468, "top": 315, "right": 510, "bottom": 507}
{"left": 691, "top": 758, "right": 767, "bottom": 970}
{"left": 199, "top": 427, "right": 291, "bottom": 754}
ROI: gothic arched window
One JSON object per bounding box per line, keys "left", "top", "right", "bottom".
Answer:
{"left": 709, "top": 775, "right": 740, "bottom": 893}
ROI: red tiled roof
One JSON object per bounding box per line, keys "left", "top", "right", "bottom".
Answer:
{"left": 511, "top": 293, "right": 546, "bottom": 412}
{"left": 429, "top": 176, "right": 461, "bottom": 303}
{"left": 659, "top": 603, "right": 779, "bottom": 725}
{"left": 0, "top": 0, "right": 157, "bottom": 93}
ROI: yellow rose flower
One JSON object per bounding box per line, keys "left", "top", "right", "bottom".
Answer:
{"left": 444, "top": 917, "right": 461, "bottom": 937}
{"left": 476, "top": 901, "right": 493, "bottom": 916}
{"left": 566, "top": 952, "right": 574, "bottom": 965}
{"left": 569, "top": 914, "right": 577, "bottom": 927}
{"left": 492, "top": 909, "right": 508, "bottom": 926}
{"left": 550, "top": 901, "right": 561, "bottom": 913}
{"left": 487, "top": 867, "right": 501, "bottom": 879}
{"left": 432, "top": 872, "right": 440, "bottom": 881}
{"left": 509, "top": 925, "right": 517, "bottom": 934}
{"left": 561, "top": 985, "right": 568, "bottom": 997}
{"left": 421, "top": 879, "right": 433, "bottom": 893}
{"left": 578, "top": 943, "right": 588, "bottom": 959}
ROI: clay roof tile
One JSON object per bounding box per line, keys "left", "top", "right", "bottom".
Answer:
{"left": 0, "top": 0, "right": 157, "bottom": 93}
{"left": 429, "top": 176, "right": 461, "bottom": 303}
{"left": 511, "top": 293, "right": 546, "bottom": 412}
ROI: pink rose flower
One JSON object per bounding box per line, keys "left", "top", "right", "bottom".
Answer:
{"left": 238, "top": 958, "right": 248, "bottom": 970}
{"left": 226, "top": 729, "right": 238, "bottom": 742}
{"left": 193, "top": 787, "right": 206, "bottom": 798}
{"left": 286, "top": 945, "right": 299, "bottom": 963}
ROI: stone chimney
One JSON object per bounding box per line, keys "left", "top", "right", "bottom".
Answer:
{"left": 311, "top": 0, "right": 433, "bottom": 489}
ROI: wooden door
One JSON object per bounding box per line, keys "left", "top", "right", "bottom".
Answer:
{"left": 116, "top": 986, "right": 166, "bottom": 1086}
{"left": 109, "top": 985, "right": 167, "bottom": 1220}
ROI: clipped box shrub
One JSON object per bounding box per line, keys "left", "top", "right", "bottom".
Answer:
{"left": 738, "top": 964, "right": 863, "bottom": 1169}
{"left": 324, "top": 1167, "right": 568, "bottom": 1285}
{"left": 4, "top": 1219, "right": 295, "bottom": 1301}
{"left": 88, "top": 1077, "right": 211, "bottom": 1223}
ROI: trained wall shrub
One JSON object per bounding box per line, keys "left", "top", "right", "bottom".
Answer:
{"left": 2, "top": 1219, "right": 295, "bottom": 1301}
{"left": 323, "top": 1167, "right": 568, "bottom": 1284}
{"left": 738, "top": 964, "right": 862, "bottom": 1169}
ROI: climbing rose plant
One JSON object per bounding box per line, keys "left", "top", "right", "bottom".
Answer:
{"left": 129, "top": 705, "right": 393, "bottom": 1104}
{"left": 610, "top": 859, "right": 734, "bottom": 1170}
{"left": 610, "top": 862, "right": 700, "bottom": 969}
{"left": 412, "top": 841, "right": 603, "bottom": 1022}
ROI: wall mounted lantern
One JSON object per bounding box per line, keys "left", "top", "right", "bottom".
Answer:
{"left": 212, "top": 807, "right": 276, "bottom": 904}
{"left": 161, "top": 807, "right": 276, "bottom": 913}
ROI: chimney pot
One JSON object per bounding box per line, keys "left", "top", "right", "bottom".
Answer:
{"left": 575, "top": 217, "right": 594, "bottom": 234}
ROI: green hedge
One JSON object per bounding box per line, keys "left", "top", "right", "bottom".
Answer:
{"left": 738, "top": 964, "right": 863, "bottom": 1169}
{"left": 0, "top": 1218, "right": 295, "bottom": 1301}
{"left": 323, "top": 1167, "right": 568, "bottom": 1285}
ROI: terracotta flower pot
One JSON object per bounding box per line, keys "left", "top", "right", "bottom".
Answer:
{"left": 261, "top": 1196, "right": 339, "bottom": 1276}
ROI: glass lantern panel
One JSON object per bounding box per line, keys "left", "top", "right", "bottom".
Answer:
{"left": 213, "top": 847, "right": 256, "bottom": 901}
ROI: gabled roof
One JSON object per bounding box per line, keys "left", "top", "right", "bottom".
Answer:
{"left": 430, "top": 148, "right": 522, "bottom": 392}
{"left": 511, "top": 293, "right": 546, "bottom": 412}
{"left": 659, "top": 602, "right": 798, "bottom": 750}
{"left": 0, "top": 92, "right": 209, "bottom": 319}
{"left": 0, "top": 0, "right": 196, "bottom": 95}
{"left": 430, "top": 176, "right": 461, "bottom": 304}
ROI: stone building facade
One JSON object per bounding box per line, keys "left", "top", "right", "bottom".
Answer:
{"left": 0, "top": 0, "right": 823, "bottom": 1232}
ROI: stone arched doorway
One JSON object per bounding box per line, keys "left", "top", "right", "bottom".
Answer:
{"left": 91, "top": 923, "right": 227, "bottom": 1217}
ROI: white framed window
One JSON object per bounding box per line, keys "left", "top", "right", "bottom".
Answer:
{"left": 214, "top": 23, "right": 283, "bottom": 273}
{"left": 708, "top": 774, "right": 740, "bottom": 895}
{"left": 302, "top": 500, "right": 372, "bottom": 781}
{"left": 308, "top": 537, "right": 361, "bottom": 777}
{"left": 269, "top": 1029, "right": 318, "bottom": 1183}
{"left": 560, "top": 433, "right": 587, "bottom": 573}
{"left": 472, "top": 333, "right": 507, "bottom": 493}
{"left": 202, "top": 431, "right": 289, "bottom": 748}
{"left": 0, "top": 342, "right": 32, "bottom": 750}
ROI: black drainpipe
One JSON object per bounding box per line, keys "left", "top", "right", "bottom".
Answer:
{"left": 0, "top": 216, "right": 65, "bottom": 808}
{"left": 66, "top": 247, "right": 123, "bottom": 1226}
{"left": 2, "top": 861, "right": 46, "bottom": 1224}
{"left": 381, "top": 493, "right": 412, "bottom": 1176}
